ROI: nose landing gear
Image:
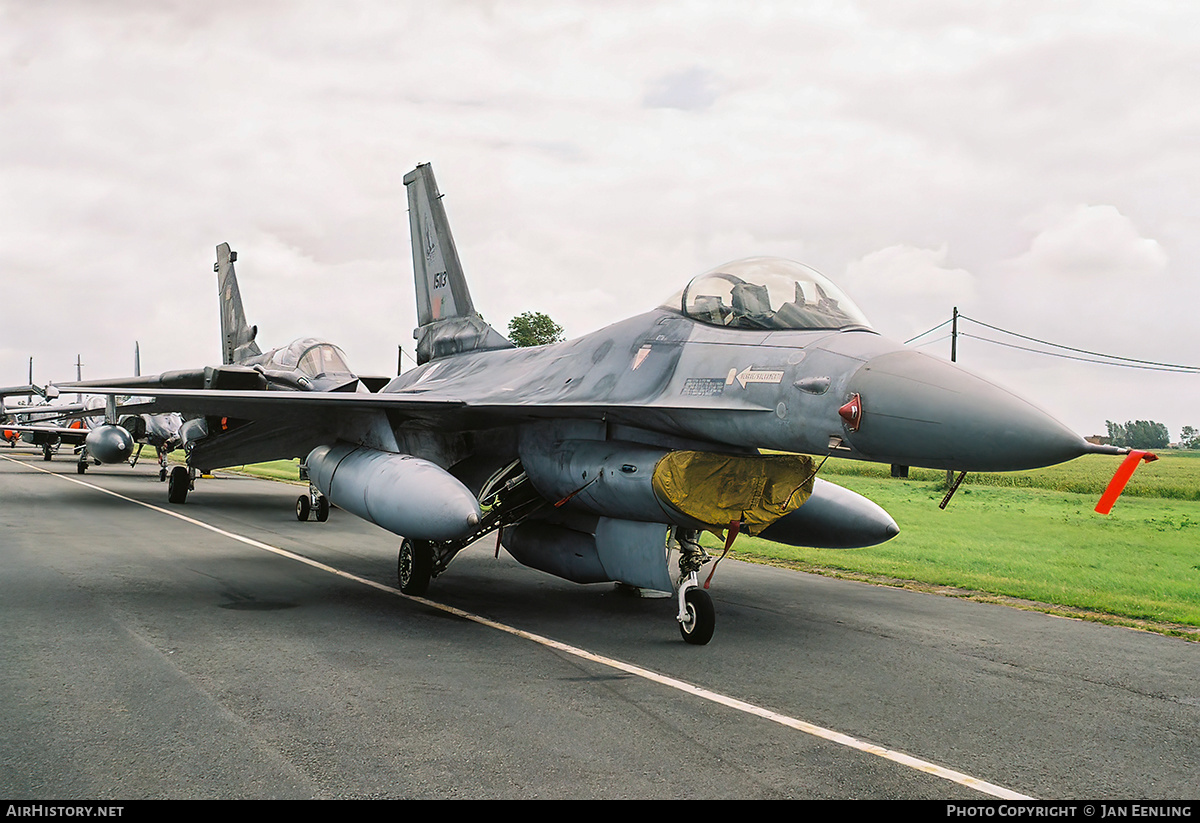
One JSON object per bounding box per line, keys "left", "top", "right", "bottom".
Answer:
{"left": 674, "top": 528, "right": 716, "bottom": 645}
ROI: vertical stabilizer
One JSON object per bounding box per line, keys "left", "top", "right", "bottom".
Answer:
{"left": 403, "top": 164, "right": 512, "bottom": 364}
{"left": 215, "top": 243, "right": 261, "bottom": 365}
{"left": 404, "top": 164, "right": 475, "bottom": 325}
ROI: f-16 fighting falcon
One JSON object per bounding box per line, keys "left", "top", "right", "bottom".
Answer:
{"left": 76, "top": 164, "right": 1131, "bottom": 644}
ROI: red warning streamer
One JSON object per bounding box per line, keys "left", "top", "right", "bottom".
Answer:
{"left": 703, "top": 519, "right": 741, "bottom": 590}
{"left": 1095, "top": 450, "right": 1158, "bottom": 515}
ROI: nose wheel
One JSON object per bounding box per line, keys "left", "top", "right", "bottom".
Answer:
{"left": 674, "top": 527, "right": 717, "bottom": 645}
{"left": 677, "top": 575, "right": 715, "bottom": 645}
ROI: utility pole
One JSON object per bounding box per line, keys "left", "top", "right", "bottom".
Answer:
{"left": 947, "top": 307, "right": 958, "bottom": 487}
{"left": 950, "top": 306, "right": 958, "bottom": 363}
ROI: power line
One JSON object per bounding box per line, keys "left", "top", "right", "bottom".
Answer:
{"left": 957, "top": 313, "right": 1200, "bottom": 373}
{"left": 959, "top": 333, "right": 1200, "bottom": 373}
{"left": 903, "top": 317, "right": 952, "bottom": 345}
{"left": 910, "top": 333, "right": 951, "bottom": 350}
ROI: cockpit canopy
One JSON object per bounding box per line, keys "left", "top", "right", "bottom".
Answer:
{"left": 662, "top": 257, "right": 873, "bottom": 332}
{"left": 266, "top": 338, "right": 354, "bottom": 379}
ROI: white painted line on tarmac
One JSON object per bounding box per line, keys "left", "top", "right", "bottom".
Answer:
{"left": 7, "top": 453, "right": 1034, "bottom": 800}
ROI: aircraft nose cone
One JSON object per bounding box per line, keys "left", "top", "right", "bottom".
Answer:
{"left": 844, "top": 350, "right": 1089, "bottom": 472}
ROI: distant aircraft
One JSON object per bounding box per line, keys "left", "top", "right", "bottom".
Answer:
{"left": 2, "top": 358, "right": 95, "bottom": 460}
{"left": 3, "top": 351, "right": 181, "bottom": 475}
{"left": 60, "top": 243, "right": 386, "bottom": 507}
{"left": 74, "top": 164, "right": 1129, "bottom": 644}
{"left": 2, "top": 358, "right": 53, "bottom": 449}
{"left": 1, "top": 405, "right": 89, "bottom": 460}
{"left": 2, "top": 399, "right": 126, "bottom": 472}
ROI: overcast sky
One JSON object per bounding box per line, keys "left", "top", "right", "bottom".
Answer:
{"left": 3, "top": 1, "right": 1197, "bottom": 440}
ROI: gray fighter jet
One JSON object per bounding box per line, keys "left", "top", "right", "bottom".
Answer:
{"left": 3, "top": 351, "right": 182, "bottom": 474}
{"left": 1, "top": 403, "right": 90, "bottom": 459}
{"left": 1, "top": 359, "right": 63, "bottom": 454}
{"left": 69, "top": 347, "right": 185, "bottom": 479}
{"left": 60, "top": 243, "right": 384, "bottom": 507}
{"left": 79, "top": 164, "right": 1125, "bottom": 644}
{"left": 3, "top": 358, "right": 107, "bottom": 460}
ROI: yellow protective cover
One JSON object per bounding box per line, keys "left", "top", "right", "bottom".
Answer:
{"left": 651, "top": 451, "right": 815, "bottom": 535}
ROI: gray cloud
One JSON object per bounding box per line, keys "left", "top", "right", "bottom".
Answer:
{"left": 643, "top": 67, "right": 719, "bottom": 111}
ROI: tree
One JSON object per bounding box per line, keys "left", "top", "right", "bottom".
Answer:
{"left": 1105, "top": 419, "right": 1170, "bottom": 450}
{"left": 508, "top": 311, "right": 565, "bottom": 347}
{"left": 1180, "top": 426, "right": 1199, "bottom": 449}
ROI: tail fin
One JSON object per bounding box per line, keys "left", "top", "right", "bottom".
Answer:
{"left": 404, "top": 163, "right": 476, "bottom": 325}
{"left": 403, "top": 164, "right": 512, "bottom": 364}
{"left": 215, "top": 243, "right": 261, "bottom": 365}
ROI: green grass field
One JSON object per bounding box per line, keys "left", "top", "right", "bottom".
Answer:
{"left": 815, "top": 451, "right": 1200, "bottom": 500}
{"left": 718, "top": 453, "right": 1200, "bottom": 636}
{"left": 222, "top": 457, "right": 306, "bottom": 483}
{"left": 216, "top": 451, "right": 1200, "bottom": 637}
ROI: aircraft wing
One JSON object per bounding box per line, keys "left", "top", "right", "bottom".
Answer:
{"left": 70, "top": 386, "right": 772, "bottom": 428}
{"left": 53, "top": 366, "right": 264, "bottom": 392}
{"left": 1, "top": 423, "right": 89, "bottom": 444}
{"left": 0, "top": 384, "right": 45, "bottom": 400}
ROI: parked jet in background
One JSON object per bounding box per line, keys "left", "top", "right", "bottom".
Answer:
{"left": 1, "top": 405, "right": 89, "bottom": 460}
{"left": 3, "top": 358, "right": 56, "bottom": 449}
{"left": 3, "top": 350, "right": 181, "bottom": 475}
{"left": 59, "top": 243, "right": 386, "bottom": 506}
{"left": 76, "top": 164, "right": 1129, "bottom": 644}
{"left": 2, "top": 358, "right": 93, "bottom": 459}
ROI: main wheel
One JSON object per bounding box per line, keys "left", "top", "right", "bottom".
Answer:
{"left": 397, "top": 538, "right": 433, "bottom": 596}
{"left": 295, "top": 495, "right": 310, "bottom": 521}
{"left": 167, "top": 465, "right": 190, "bottom": 504}
{"left": 315, "top": 495, "right": 330, "bottom": 522}
{"left": 76, "top": 461, "right": 87, "bottom": 475}
{"left": 42, "top": 444, "right": 52, "bottom": 461}
{"left": 679, "top": 588, "right": 715, "bottom": 645}
{"left": 159, "top": 467, "right": 167, "bottom": 482}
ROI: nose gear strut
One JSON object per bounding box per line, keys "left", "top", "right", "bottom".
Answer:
{"left": 674, "top": 527, "right": 716, "bottom": 645}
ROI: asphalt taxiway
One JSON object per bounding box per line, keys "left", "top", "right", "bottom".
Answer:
{"left": 1, "top": 447, "right": 1196, "bottom": 799}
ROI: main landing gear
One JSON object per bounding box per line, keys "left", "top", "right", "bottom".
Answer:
{"left": 296, "top": 484, "right": 330, "bottom": 522}
{"left": 397, "top": 537, "right": 434, "bottom": 596}
{"left": 167, "top": 465, "right": 193, "bottom": 504}
{"left": 675, "top": 527, "right": 716, "bottom": 645}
